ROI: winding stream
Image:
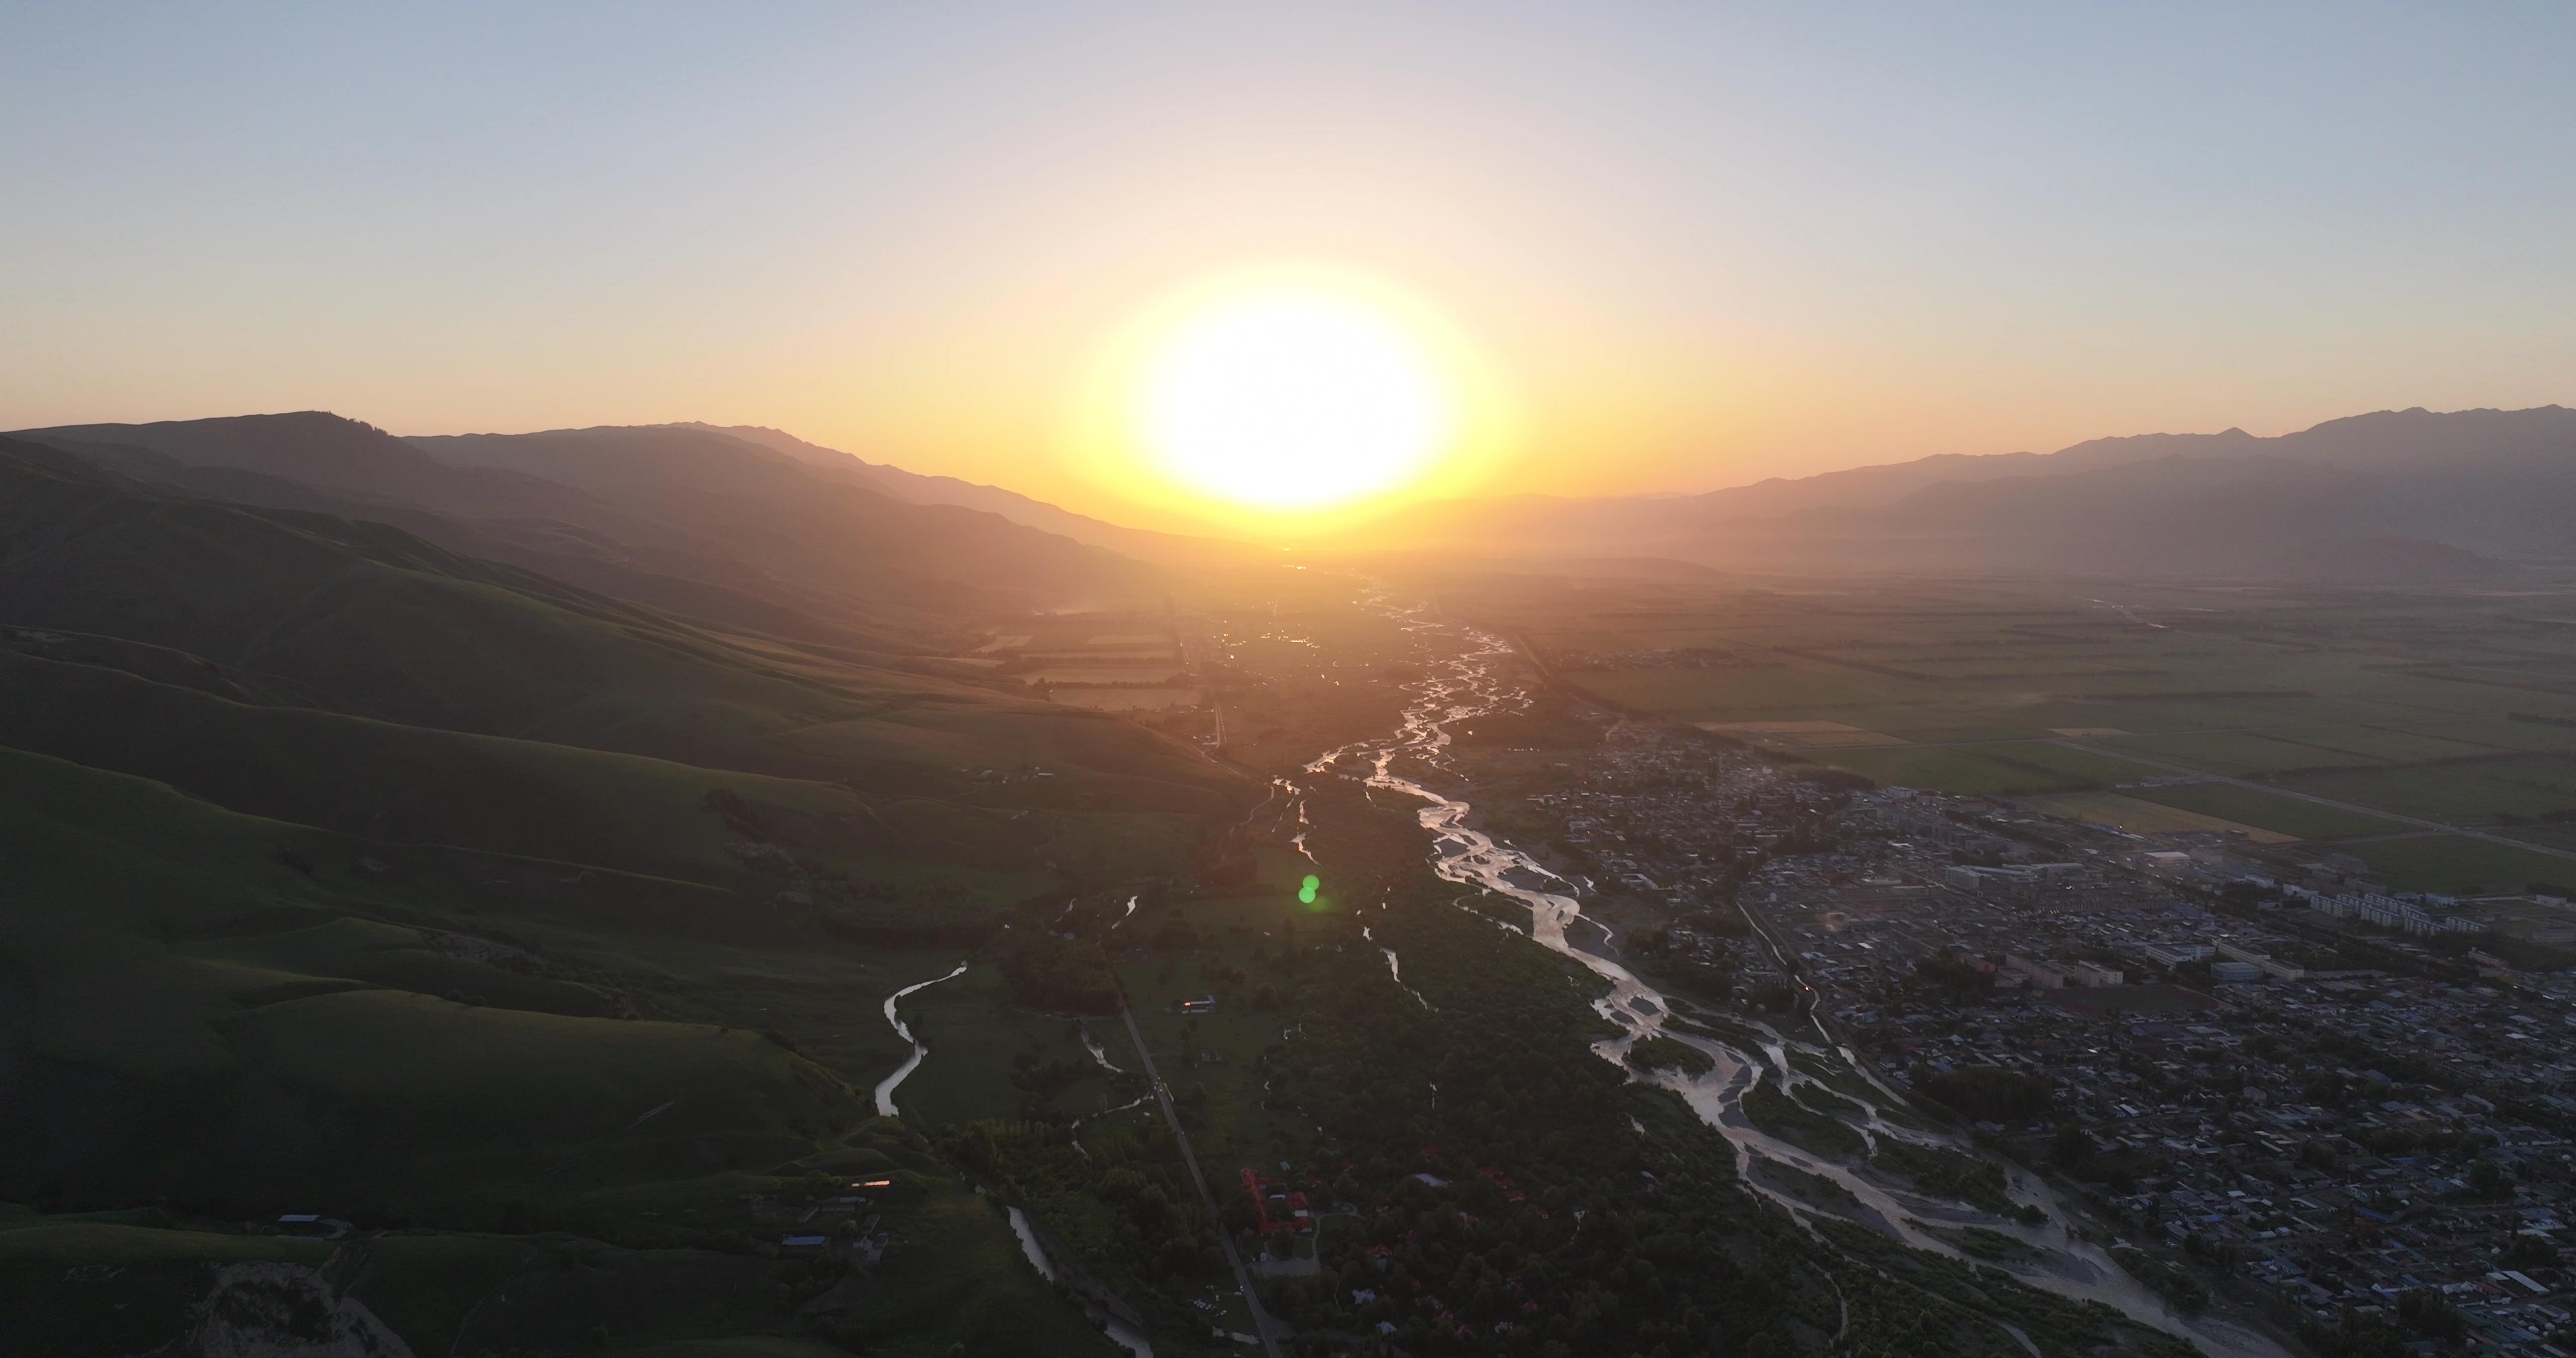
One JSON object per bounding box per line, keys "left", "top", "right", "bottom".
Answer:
{"left": 872, "top": 961, "right": 967, "bottom": 1117}
{"left": 1009, "top": 1206, "right": 1155, "bottom": 1358}
{"left": 1081, "top": 1021, "right": 1125, "bottom": 1074}
{"left": 1296, "top": 613, "right": 2284, "bottom": 1358}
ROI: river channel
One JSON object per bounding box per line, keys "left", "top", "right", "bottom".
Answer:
{"left": 1293, "top": 613, "right": 2286, "bottom": 1358}
{"left": 872, "top": 961, "right": 967, "bottom": 1117}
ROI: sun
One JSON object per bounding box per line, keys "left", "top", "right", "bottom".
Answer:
{"left": 1133, "top": 283, "right": 1459, "bottom": 512}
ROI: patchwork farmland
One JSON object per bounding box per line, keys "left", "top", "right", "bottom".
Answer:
{"left": 1431, "top": 570, "right": 2576, "bottom": 892}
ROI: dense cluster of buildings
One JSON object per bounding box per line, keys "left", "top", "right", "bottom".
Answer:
{"left": 1484, "top": 721, "right": 2576, "bottom": 1354}
{"left": 2306, "top": 890, "right": 2494, "bottom": 937}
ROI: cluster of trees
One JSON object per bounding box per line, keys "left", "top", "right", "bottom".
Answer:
{"left": 1912, "top": 1066, "right": 2055, "bottom": 1123}
{"left": 1234, "top": 777, "right": 1863, "bottom": 1354}
{"left": 1910, "top": 950, "right": 1994, "bottom": 1003}
{"left": 1008, "top": 1041, "right": 1106, "bottom": 1101}
{"left": 1626, "top": 1035, "right": 1716, "bottom": 1076}
{"left": 1871, "top": 1141, "right": 2020, "bottom": 1218}
{"left": 2110, "top": 1245, "right": 2209, "bottom": 1314}
{"left": 1622, "top": 920, "right": 1743, "bottom": 1002}
{"left": 1740, "top": 1077, "right": 1864, "bottom": 1158}
{"left": 2297, "top": 1289, "right": 2465, "bottom": 1357}
{"left": 938, "top": 1118, "right": 1227, "bottom": 1320}
{"left": 995, "top": 932, "right": 1120, "bottom": 1015}
{"left": 1189, "top": 822, "right": 1259, "bottom": 891}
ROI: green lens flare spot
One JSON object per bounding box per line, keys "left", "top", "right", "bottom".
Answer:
{"left": 1298, "top": 874, "right": 1320, "bottom": 904}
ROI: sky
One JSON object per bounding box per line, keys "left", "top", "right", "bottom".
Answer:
{"left": 3, "top": 2, "right": 2570, "bottom": 534}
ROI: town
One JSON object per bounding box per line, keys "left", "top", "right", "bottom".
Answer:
{"left": 1466, "top": 712, "right": 2576, "bottom": 1358}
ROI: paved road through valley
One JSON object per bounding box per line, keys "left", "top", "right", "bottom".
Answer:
{"left": 1120, "top": 1005, "right": 1284, "bottom": 1358}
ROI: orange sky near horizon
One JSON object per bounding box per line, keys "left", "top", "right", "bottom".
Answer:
{"left": 3, "top": 6, "right": 2570, "bottom": 539}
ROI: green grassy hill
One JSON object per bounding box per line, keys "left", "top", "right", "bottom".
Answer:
{"left": 0, "top": 442, "right": 1237, "bottom": 809}
{"left": 411, "top": 423, "right": 1160, "bottom": 608}
{"left": 0, "top": 646, "right": 1191, "bottom": 893}
{"left": 0, "top": 745, "right": 857, "bottom": 1210}
{"left": 21, "top": 413, "right": 1162, "bottom": 621}
{"left": 0, "top": 436, "right": 1244, "bottom": 1351}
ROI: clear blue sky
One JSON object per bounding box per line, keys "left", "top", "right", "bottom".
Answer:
{"left": 3, "top": 2, "right": 2568, "bottom": 519}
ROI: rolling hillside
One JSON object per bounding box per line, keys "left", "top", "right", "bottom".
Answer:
{"left": 684, "top": 420, "right": 1247, "bottom": 565}
{"left": 19, "top": 411, "right": 1165, "bottom": 629}
{"left": 412, "top": 422, "right": 1167, "bottom": 609}
{"left": 0, "top": 436, "right": 1238, "bottom": 1353}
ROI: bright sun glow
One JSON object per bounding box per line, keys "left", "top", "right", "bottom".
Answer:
{"left": 1136, "top": 286, "right": 1458, "bottom": 511}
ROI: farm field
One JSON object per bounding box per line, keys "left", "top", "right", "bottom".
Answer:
{"left": 2272, "top": 754, "right": 2576, "bottom": 826}
{"left": 2336, "top": 834, "right": 2576, "bottom": 895}
{"left": 1050, "top": 686, "right": 1204, "bottom": 711}
{"left": 1814, "top": 738, "right": 2183, "bottom": 798}
{"left": 1696, "top": 719, "right": 1907, "bottom": 748}
{"left": 1017, "top": 650, "right": 1182, "bottom": 665}
{"left": 1414, "top": 565, "right": 2576, "bottom": 880}
{"left": 961, "top": 616, "right": 1206, "bottom": 702}
{"left": 1025, "top": 666, "right": 1188, "bottom": 685}
{"left": 2014, "top": 791, "right": 2297, "bottom": 843}
{"left": 2119, "top": 781, "right": 2411, "bottom": 840}
{"left": 1803, "top": 744, "right": 2099, "bottom": 796}
{"left": 2093, "top": 729, "right": 2401, "bottom": 778}
{"left": 2497, "top": 822, "right": 2576, "bottom": 854}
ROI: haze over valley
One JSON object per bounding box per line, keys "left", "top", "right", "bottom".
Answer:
{"left": 7, "top": 5, "right": 2576, "bottom": 1356}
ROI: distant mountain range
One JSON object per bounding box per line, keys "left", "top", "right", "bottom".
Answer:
{"left": 16, "top": 413, "right": 1196, "bottom": 648}
{"left": 675, "top": 421, "right": 1239, "bottom": 565}
{"left": 1358, "top": 405, "right": 2576, "bottom": 581}
{"left": 21, "top": 403, "right": 2576, "bottom": 610}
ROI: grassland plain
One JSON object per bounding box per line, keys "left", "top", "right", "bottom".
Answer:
{"left": 2274, "top": 753, "right": 2576, "bottom": 824}
{"left": 2334, "top": 835, "right": 2576, "bottom": 895}
{"left": 2013, "top": 792, "right": 2298, "bottom": 842}
{"left": 1792, "top": 743, "right": 2119, "bottom": 796}
{"left": 2496, "top": 822, "right": 2576, "bottom": 854}
{"left": 1446, "top": 568, "right": 2576, "bottom": 876}
{"left": 2119, "top": 781, "right": 2410, "bottom": 839}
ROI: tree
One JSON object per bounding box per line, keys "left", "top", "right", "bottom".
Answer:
{"left": 1919, "top": 1067, "right": 2054, "bottom": 1122}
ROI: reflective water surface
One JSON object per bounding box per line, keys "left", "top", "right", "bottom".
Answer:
{"left": 1290, "top": 613, "right": 2283, "bottom": 1358}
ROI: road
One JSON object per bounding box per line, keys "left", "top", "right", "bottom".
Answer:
{"left": 1120, "top": 1006, "right": 1284, "bottom": 1358}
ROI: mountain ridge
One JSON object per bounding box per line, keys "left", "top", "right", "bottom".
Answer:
{"left": 17, "top": 412, "right": 1170, "bottom": 630}
{"left": 1347, "top": 404, "right": 2576, "bottom": 578}
{"left": 676, "top": 419, "right": 1252, "bottom": 565}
